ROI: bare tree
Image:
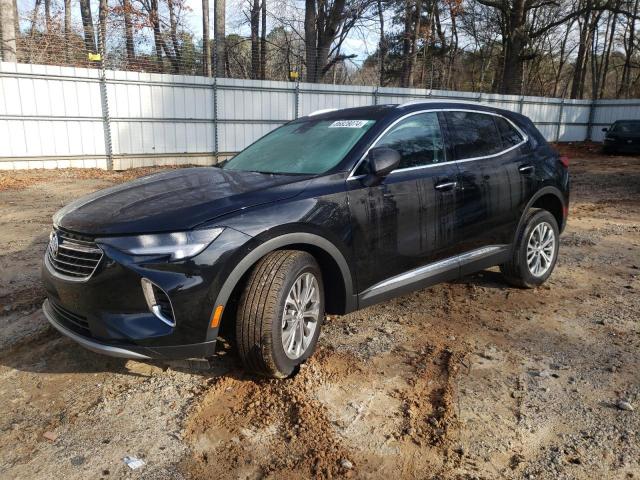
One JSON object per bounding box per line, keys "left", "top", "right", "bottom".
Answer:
{"left": 250, "top": 0, "right": 260, "bottom": 77}
{"left": 214, "top": 0, "right": 226, "bottom": 76}
{"left": 64, "top": 0, "right": 72, "bottom": 61}
{"left": 0, "top": 0, "right": 18, "bottom": 62}
{"left": 260, "top": 0, "right": 267, "bottom": 79}
{"left": 123, "top": 0, "right": 136, "bottom": 63}
{"left": 80, "top": 0, "right": 97, "bottom": 54}
{"left": 203, "top": 0, "right": 212, "bottom": 75}
{"left": 618, "top": 0, "right": 639, "bottom": 97}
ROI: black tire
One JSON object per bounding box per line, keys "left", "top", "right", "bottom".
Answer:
{"left": 500, "top": 209, "right": 560, "bottom": 288}
{"left": 602, "top": 145, "right": 616, "bottom": 155}
{"left": 235, "top": 250, "right": 324, "bottom": 378}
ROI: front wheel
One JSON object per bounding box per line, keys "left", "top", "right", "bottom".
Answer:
{"left": 236, "top": 250, "right": 324, "bottom": 378}
{"left": 501, "top": 209, "right": 560, "bottom": 288}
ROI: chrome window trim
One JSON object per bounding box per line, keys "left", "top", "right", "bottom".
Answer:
{"left": 347, "top": 108, "right": 528, "bottom": 181}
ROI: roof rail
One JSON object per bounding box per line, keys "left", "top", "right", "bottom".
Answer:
{"left": 308, "top": 108, "right": 338, "bottom": 116}
{"left": 396, "top": 99, "right": 485, "bottom": 108}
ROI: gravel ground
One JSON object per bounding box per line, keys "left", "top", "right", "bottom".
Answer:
{"left": 0, "top": 145, "right": 638, "bottom": 479}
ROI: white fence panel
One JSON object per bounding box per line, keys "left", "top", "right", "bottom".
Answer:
{"left": 1, "top": 61, "right": 640, "bottom": 170}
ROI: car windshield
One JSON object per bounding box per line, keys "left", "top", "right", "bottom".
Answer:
{"left": 612, "top": 121, "right": 640, "bottom": 133}
{"left": 223, "top": 119, "right": 376, "bottom": 175}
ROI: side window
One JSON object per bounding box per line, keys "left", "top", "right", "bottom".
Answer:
{"left": 444, "top": 111, "right": 503, "bottom": 160}
{"left": 494, "top": 116, "right": 524, "bottom": 148}
{"left": 369, "top": 112, "right": 445, "bottom": 171}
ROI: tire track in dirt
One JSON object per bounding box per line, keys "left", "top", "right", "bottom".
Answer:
{"left": 397, "top": 346, "right": 461, "bottom": 447}
{"left": 183, "top": 348, "right": 360, "bottom": 479}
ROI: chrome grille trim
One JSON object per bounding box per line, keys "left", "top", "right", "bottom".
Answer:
{"left": 46, "top": 229, "right": 103, "bottom": 282}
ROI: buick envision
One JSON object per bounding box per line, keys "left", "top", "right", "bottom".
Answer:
{"left": 42, "top": 101, "right": 570, "bottom": 378}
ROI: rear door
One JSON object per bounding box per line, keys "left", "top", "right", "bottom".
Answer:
{"left": 442, "top": 110, "right": 531, "bottom": 258}
{"left": 347, "top": 111, "right": 460, "bottom": 301}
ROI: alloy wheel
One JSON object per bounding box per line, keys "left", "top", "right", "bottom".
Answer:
{"left": 281, "top": 272, "right": 320, "bottom": 360}
{"left": 526, "top": 222, "right": 556, "bottom": 277}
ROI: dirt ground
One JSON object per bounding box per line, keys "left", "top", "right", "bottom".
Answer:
{"left": 0, "top": 144, "right": 638, "bottom": 479}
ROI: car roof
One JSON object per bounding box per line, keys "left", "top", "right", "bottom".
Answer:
{"left": 300, "top": 101, "right": 516, "bottom": 122}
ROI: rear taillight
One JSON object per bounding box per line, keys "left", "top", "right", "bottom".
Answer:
{"left": 559, "top": 155, "right": 570, "bottom": 168}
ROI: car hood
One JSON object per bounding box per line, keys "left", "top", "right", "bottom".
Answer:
{"left": 54, "top": 167, "right": 312, "bottom": 236}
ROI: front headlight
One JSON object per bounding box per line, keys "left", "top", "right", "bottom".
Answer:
{"left": 97, "top": 227, "right": 224, "bottom": 261}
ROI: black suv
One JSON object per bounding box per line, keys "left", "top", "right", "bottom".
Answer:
{"left": 602, "top": 120, "right": 640, "bottom": 153}
{"left": 42, "top": 101, "right": 570, "bottom": 378}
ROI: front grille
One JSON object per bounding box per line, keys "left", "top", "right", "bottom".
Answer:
{"left": 46, "top": 229, "right": 103, "bottom": 281}
{"left": 48, "top": 300, "right": 91, "bottom": 336}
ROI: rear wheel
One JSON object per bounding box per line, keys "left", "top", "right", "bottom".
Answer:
{"left": 501, "top": 209, "right": 559, "bottom": 288}
{"left": 236, "top": 250, "right": 324, "bottom": 378}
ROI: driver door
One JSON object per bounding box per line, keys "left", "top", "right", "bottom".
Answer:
{"left": 346, "top": 111, "right": 460, "bottom": 305}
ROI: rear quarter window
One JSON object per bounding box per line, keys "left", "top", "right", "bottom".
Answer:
{"left": 495, "top": 116, "right": 524, "bottom": 148}
{"left": 444, "top": 111, "right": 504, "bottom": 160}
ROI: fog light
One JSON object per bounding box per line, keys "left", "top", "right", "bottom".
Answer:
{"left": 141, "top": 278, "right": 176, "bottom": 327}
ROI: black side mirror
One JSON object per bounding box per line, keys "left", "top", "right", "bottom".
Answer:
{"left": 602, "top": 127, "right": 608, "bottom": 132}
{"left": 362, "top": 147, "right": 401, "bottom": 186}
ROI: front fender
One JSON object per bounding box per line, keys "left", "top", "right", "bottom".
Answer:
{"left": 205, "top": 231, "right": 355, "bottom": 342}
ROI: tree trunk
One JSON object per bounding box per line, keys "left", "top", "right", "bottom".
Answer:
{"left": 123, "top": 0, "right": 135, "bottom": 64}
{"left": 304, "top": 0, "right": 317, "bottom": 81}
{"left": 552, "top": 20, "right": 573, "bottom": 97}
{"left": 599, "top": 9, "right": 617, "bottom": 98}
{"left": 617, "top": 0, "right": 638, "bottom": 98}
{"left": 400, "top": 0, "right": 412, "bottom": 87}
{"left": 214, "top": 0, "right": 225, "bottom": 76}
{"left": 0, "top": 0, "right": 18, "bottom": 62}
{"left": 202, "top": 0, "right": 211, "bottom": 76}
{"left": 150, "top": 0, "right": 164, "bottom": 71}
{"left": 79, "top": 0, "right": 97, "bottom": 54}
{"left": 260, "top": 0, "right": 266, "bottom": 79}
{"left": 64, "top": 0, "right": 72, "bottom": 62}
{"left": 250, "top": 0, "right": 259, "bottom": 79}
{"left": 13, "top": 0, "right": 19, "bottom": 38}
{"left": 570, "top": 5, "right": 592, "bottom": 99}
{"left": 377, "top": 0, "right": 386, "bottom": 86}
{"left": 98, "top": 0, "right": 107, "bottom": 55}
{"left": 44, "top": 0, "right": 51, "bottom": 32}
{"left": 167, "top": 0, "right": 182, "bottom": 72}
{"left": 499, "top": 0, "right": 526, "bottom": 95}
{"left": 407, "top": 0, "right": 422, "bottom": 87}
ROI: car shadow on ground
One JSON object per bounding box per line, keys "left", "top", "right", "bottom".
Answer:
{"left": 0, "top": 267, "right": 511, "bottom": 379}
{"left": 0, "top": 315, "right": 242, "bottom": 379}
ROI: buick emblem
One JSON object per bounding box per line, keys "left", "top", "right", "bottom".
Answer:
{"left": 50, "top": 233, "right": 59, "bottom": 258}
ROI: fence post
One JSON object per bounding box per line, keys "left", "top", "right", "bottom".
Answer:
{"left": 372, "top": 86, "right": 379, "bottom": 105}
{"left": 586, "top": 98, "right": 596, "bottom": 142}
{"left": 97, "top": 24, "right": 113, "bottom": 170}
{"left": 555, "top": 98, "right": 565, "bottom": 142}
{"left": 294, "top": 80, "right": 300, "bottom": 119}
{"left": 213, "top": 77, "right": 219, "bottom": 164}
{"left": 518, "top": 95, "right": 525, "bottom": 114}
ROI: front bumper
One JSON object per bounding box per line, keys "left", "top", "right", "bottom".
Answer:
{"left": 43, "top": 299, "right": 217, "bottom": 359}
{"left": 42, "top": 227, "right": 251, "bottom": 359}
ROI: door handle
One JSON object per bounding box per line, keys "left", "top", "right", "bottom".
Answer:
{"left": 519, "top": 165, "right": 534, "bottom": 174}
{"left": 434, "top": 181, "right": 457, "bottom": 191}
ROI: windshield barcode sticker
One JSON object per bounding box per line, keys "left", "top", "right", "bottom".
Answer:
{"left": 329, "top": 120, "right": 369, "bottom": 128}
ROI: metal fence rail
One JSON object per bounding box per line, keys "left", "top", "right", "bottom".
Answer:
{"left": 1, "top": 61, "right": 639, "bottom": 170}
